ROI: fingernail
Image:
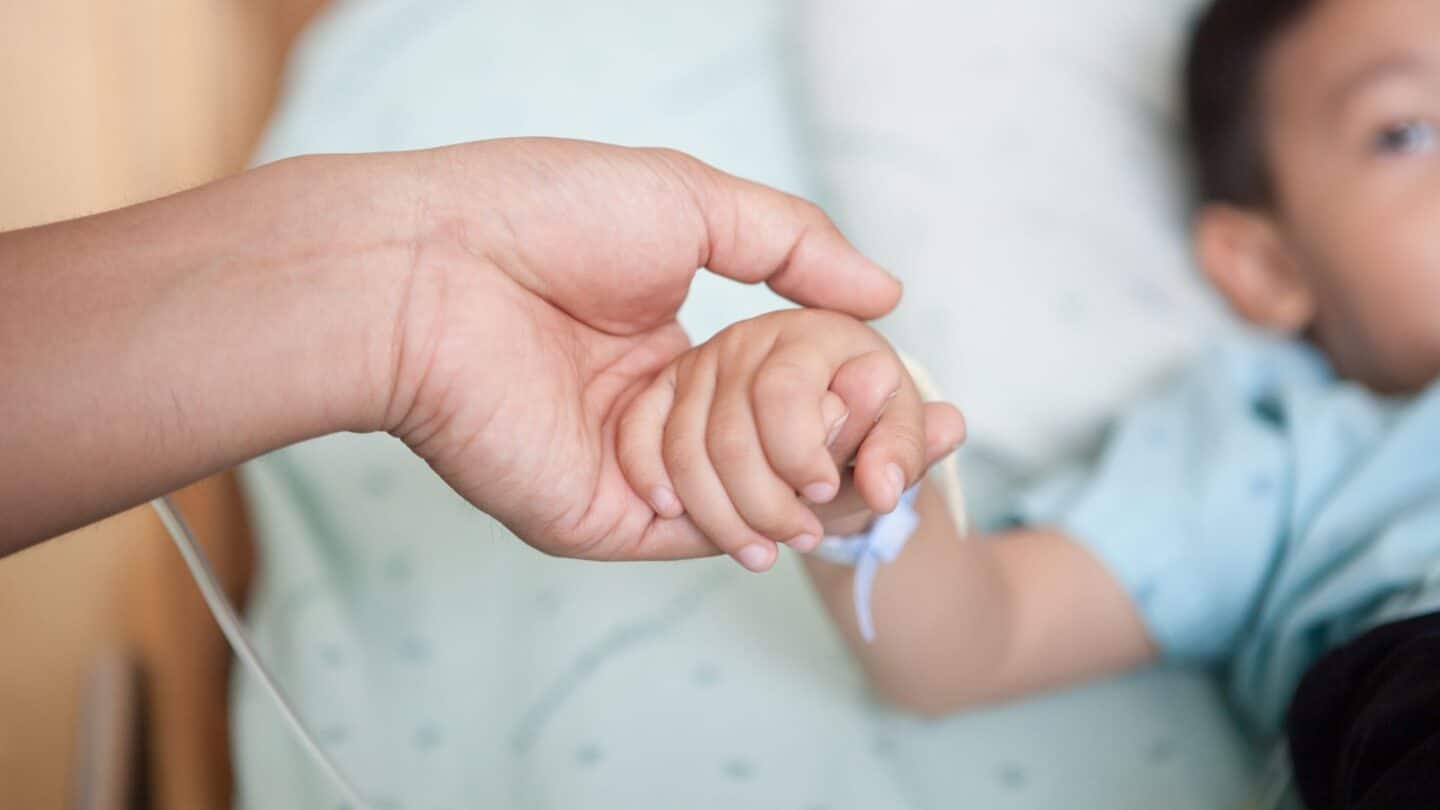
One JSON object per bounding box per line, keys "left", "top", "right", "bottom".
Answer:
{"left": 787, "top": 533, "right": 820, "bottom": 554}
{"left": 825, "top": 410, "right": 850, "bottom": 448}
{"left": 803, "top": 481, "right": 838, "bottom": 504}
{"left": 875, "top": 389, "right": 900, "bottom": 424}
{"left": 737, "top": 543, "right": 773, "bottom": 573}
{"left": 650, "top": 486, "right": 681, "bottom": 518}
{"left": 885, "top": 463, "right": 906, "bottom": 509}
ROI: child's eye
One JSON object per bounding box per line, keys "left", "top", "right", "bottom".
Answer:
{"left": 1373, "top": 120, "right": 1438, "bottom": 155}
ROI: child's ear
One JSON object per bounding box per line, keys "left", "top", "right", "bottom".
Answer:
{"left": 1193, "top": 204, "right": 1316, "bottom": 334}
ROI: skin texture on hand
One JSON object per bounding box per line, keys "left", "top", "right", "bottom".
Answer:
{"left": 0, "top": 137, "right": 914, "bottom": 561}
{"left": 613, "top": 308, "right": 966, "bottom": 572}
{"left": 384, "top": 138, "right": 913, "bottom": 563}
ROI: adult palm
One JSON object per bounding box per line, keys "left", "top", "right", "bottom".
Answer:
{"left": 388, "top": 139, "right": 904, "bottom": 562}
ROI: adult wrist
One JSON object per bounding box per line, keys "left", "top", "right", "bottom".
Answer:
{"left": 249, "top": 152, "right": 433, "bottom": 437}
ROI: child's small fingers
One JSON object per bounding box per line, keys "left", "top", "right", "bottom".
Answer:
{"left": 806, "top": 468, "right": 872, "bottom": 529}
{"left": 707, "top": 382, "right": 826, "bottom": 550}
{"left": 664, "top": 356, "right": 781, "bottom": 573}
{"left": 751, "top": 343, "right": 843, "bottom": 501}
{"left": 631, "top": 514, "right": 732, "bottom": 561}
{"left": 821, "top": 392, "right": 849, "bottom": 449}
{"left": 853, "top": 380, "right": 927, "bottom": 514}
{"left": 922, "top": 402, "right": 967, "bottom": 463}
{"left": 827, "top": 350, "right": 904, "bottom": 465}
{"left": 809, "top": 405, "right": 962, "bottom": 536}
{"left": 617, "top": 369, "right": 684, "bottom": 519}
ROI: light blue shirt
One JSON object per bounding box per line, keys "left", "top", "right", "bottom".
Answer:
{"left": 1017, "top": 333, "right": 1440, "bottom": 735}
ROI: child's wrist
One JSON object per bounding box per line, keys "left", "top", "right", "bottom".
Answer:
{"left": 813, "top": 486, "right": 923, "bottom": 642}
{"left": 821, "top": 511, "right": 877, "bottom": 537}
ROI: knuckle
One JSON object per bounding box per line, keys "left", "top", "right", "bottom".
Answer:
{"left": 752, "top": 362, "right": 808, "bottom": 405}
{"left": 894, "top": 427, "right": 927, "bottom": 468}
{"left": 814, "top": 307, "right": 858, "bottom": 330}
{"left": 783, "top": 307, "right": 844, "bottom": 336}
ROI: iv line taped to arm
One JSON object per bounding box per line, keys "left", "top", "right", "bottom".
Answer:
{"left": 150, "top": 496, "right": 374, "bottom": 810}
{"left": 812, "top": 485, "right": 922, "bottom": 642}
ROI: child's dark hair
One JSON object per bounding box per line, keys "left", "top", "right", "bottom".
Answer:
{"left": 1184, "top": 0, "right": 1319, "bottom": 206}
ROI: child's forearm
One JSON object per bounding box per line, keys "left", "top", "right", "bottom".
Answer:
{"left": 803, "top": 482, "right": 1157, "bottom": 716}
{"left": 803, "top": 482, "right": 1015, "bottom": 713}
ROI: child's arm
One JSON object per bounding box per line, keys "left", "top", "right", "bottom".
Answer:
{"left": 806, "top": 482, "right": 1157, "bottom": 715}
{"left": 615, "top": 307, "right": 1154, "bottom": 715}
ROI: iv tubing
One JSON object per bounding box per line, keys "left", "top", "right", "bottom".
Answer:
{"left": 150, "top": 496, "right": 372, "bottom": 810}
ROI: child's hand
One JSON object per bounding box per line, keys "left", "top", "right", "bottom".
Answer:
{"left": 617, "top": 309, "right": 965, "bottom": 572}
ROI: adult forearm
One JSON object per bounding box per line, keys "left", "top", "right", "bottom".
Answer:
{"left": 0, "top": 154, "right": 417, "bottom": 552}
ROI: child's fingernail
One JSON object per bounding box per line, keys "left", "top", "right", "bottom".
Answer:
{"left": 875, "top": 389, "right": 900, "bottom": 424}
{"left": 787, "top": 533, "right": 820, "bottom": 554}
{"left": 885, "top": 463, "right": 906, "bottom": 508}
{"left": 803, "top": 482, "right": 838, "bottom": 504}
{"left": 825, "top": 410, "right": 850, "bottom": 448}
{"left": 650, "top": 486, "right": 681, "bottom": 518}
{"left": 737, "top": 543, "right": 773, "bottom": 573}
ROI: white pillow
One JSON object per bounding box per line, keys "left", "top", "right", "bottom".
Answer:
{"left": 801, "top": 0, "right": 1235, "bottom": 523}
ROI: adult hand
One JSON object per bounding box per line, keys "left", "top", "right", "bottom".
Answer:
{"left": 0, "top": 138, "right": 906, "bottom": 560}
{"left": 385, "top": 138, "right": 904, "bottom": 562}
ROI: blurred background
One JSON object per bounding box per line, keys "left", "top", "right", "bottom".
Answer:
{"left": 1, "top": 4, "right": 323, "bottom": 807}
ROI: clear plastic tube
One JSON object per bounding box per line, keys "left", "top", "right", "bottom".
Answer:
{"left": 150, "top": 496, "right": 372, "bottom": 810}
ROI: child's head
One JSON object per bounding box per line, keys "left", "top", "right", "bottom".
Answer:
{"left": 1186, "top": 0, "right": 1440, "bottom": 393}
